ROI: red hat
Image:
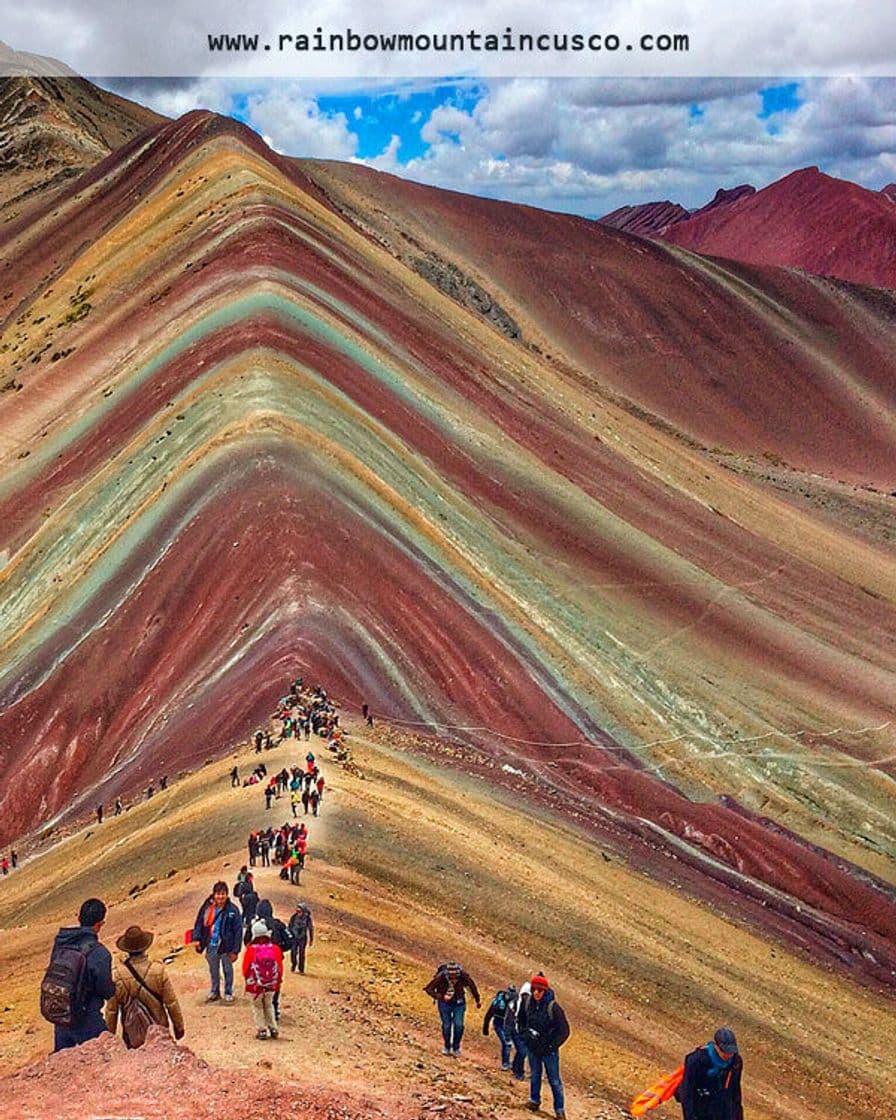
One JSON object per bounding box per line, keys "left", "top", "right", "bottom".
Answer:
{"left": 530, "top": 973, "right": 549, "bottom": 990}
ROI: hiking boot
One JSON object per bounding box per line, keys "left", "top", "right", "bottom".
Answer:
{"left": 526, "top": 1103, "right": 540, "bottom": 1113}
{"left": 256, "top": 1029, "right": 268, "bottom": 1040}
{"left": 269, "top": 1027, "right": 279, "bottom": 1039}
{"left": 501, "top": 1063, "right": 511, "bottom": 1071}
{"left": 555, "top": 1112, "right": 566, "bottom": 1119}
{"left": 206, "top": 992, "right": 221, "bottom": 1002}
{"left": 223, "top": 993, "right": 234, "bottom": 1003}
{"left": 452, "top": 1048, "right": 461, "bottom": 1057}
{"left": 442, "top": 1046, "right": 451, "bottom": 1055}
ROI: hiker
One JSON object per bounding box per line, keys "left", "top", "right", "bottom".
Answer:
{"left": 259, "top": 834, "right": 271, "bottom": 867}
{"left": 96, "top": 804, "right": 104, "bottom": 824}
{"left": 104, "top": 925, "right": 185, "bottom": 1046}
{"left": 191, "top": 881, "right": 243, "bottom": 1003}
{"left": 677, "top": 1027, "right": 744, "bottom": 1120}
{"left": 309, "top": 787, "right": 320, "bottom": 817}
{"left": 483, "top": 984, "right": 516, "bottom": 1069}
{"left": 291, "top": 790, "right": 301, "bottom": 817}
{"left": 504, "top": 981, "right": 530, "bottom": 1080}
{"left": 146, "top": 783, "right": 154, "bottom": 800}
{"left": 10, "top": 850, "right": 17, "bottom": 869}
{"left": 423, "top": 961, "right": 481, "bottom": 1056}
{"left": 255, "top": 730, "right": 264, "bottom": 752}
{"left": 248, "top": 833, "right": 258, "bottom": 867}
{"left": 114, "top": 798, "right": 123, "bottom": 816}
{"left": 301, "top": 786, "right": 310, "bottom": 814}
{"left": 1, "top": 856, "right": 8, "bottom": 875}
{"left": 160, "top": 775, "right": 168, "bottom": 791}
{"left": 316, "top": 773, "right": 325, "bottom": 800}
{"left": 254, "top": 899, "right": 293, "bottom": 1020}
{"left": 231, "top": 765, "right": 240, "bottom": 787}
{"left": 518, "top": 973, "right": 569, "bottom": 1119}
{"left": 43, "top": 898, "right": 115, "bottom": 1051}
{"left": 287, "top": 901, "right": 314, "bottom": 973}
{"left": 243, "top": 919, "right": 283, "bottom": 1040}
{"left": 362, "top": 702, "right": 369, "bottom": 720}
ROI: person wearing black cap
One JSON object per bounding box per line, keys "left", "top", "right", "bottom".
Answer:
{"left": 676, "top": 1027, "right": 744, "bottom": 1120}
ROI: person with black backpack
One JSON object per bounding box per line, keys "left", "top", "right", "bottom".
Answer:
{"left": 104, "top": 925, "right": 184, "bottom": 1048}
{"left": 518, "top": 973, "right": 570, "bottom": 1120}
{"left": 482, "top": 983, "right": 516, "bottom": 1069}
{"left": 287, "top": 901, "right": 314, "bottom": 973}
{"left": 42, "top": 898, "right": 115, "bottom": 1051}
{"left": 423, "top": 961, "right": 481, "bottom": 1056}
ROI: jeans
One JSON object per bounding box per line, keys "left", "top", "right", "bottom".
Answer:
{"left": 509, "top": 1026, "right": 528, "bottom": 1079}
{"left": 493, "top": 1020, "right": 511, "bottom": 1066}
{"left": 207, "top": 945, "right": 234, "bottom": 996}
{"left": 438, "top": 999, "right": 466, "bottom": 1051}
{"left": 529, "top": 1050, "right": 564, "bottom": 1113}
{"left": 54, "top": 1012, "right": 107, "bottom": 1051}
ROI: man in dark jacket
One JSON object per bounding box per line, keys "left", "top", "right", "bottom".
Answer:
{"left": 48, "top": 897, "right": 116, "bottom": 1051}
{"left": 191, "top": 881, "right": 242, "bottom": 1002}
{"left": 518, "top": 973, "right": 570, "bottom": 1120}
{"left": 423, "top": 961, "right": 481, "bottom": 1056}
{"left": 677, "top": 1027, "right": 744, "bottom": 1120}
{"left": 287, "top": 901, "right": 314, "bottom": 973}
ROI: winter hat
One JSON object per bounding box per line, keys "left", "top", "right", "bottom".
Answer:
{"left": 251, "top": 919, "right": 270, "bottom": 940}
{"left": 713, "top": 1027, "right": 739, "bottom": 1054}
{"left": 530, "top": 973, "right": 549, "bottom": 990}
{"left": 116, "top": 925, "right": 154, "bottom": 954}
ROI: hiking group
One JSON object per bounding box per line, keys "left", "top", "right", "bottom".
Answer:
{"left": 34, "top": 676, "right": 746, "bottom": 1118}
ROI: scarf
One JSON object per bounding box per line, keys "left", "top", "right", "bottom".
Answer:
{"left": 704, "top": 1042, "right": 734, "bottom": 1086}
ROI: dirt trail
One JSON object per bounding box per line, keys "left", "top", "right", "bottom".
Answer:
{"left": 0, "top": 724, "right": 892, "bottom": 1118}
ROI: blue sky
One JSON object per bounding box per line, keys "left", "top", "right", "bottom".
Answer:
{"left": 107, "top": 75, "right": 896, "bottom": 217}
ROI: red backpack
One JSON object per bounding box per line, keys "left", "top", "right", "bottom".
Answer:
{"left": 247, "top": 942, "right": 280, "bottom": 993}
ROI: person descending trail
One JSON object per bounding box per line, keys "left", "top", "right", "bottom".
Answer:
{"left": 191, "top": 882, "right": 242, "bottom": 1003}
{"left": 483, "top": 983, "right": 516, "bottom": 1070}
{"left": 41, "top": 898, "right": 115, "bottom": 1052}
{"left": 243, "top": 919, "right": 283, "bottom": 1040}
{"left": 676, "top": 1028, "right": 744, "bottom": 1120}
{"left": 424, "top": 961, "right": 481, "bottom": 1056}
{"left": 104, "top": 925, "right": 185, "bottom": 1048}
{"left": 287, "top": 902, "right": 314, "bottom": 973}
{"left": 518, "top": 973, "right": 570, "bottom": 1120}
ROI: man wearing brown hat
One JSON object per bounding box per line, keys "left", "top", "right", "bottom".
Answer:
{"left": 676, "top": 1027, "right": 743, "bottom": 1120}
{"left": 104, "top": 926, "right": 185, "bottom": 1044}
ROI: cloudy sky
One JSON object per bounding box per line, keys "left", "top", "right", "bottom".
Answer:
{"left": 6, "top": 1, "right": 896, "bottom": 216}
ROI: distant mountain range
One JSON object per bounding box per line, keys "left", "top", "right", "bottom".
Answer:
{"left": 601, "top": 170, "right": 896, "bottom": 289}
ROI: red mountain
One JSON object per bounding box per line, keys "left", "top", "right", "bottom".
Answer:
{"left": 599, "top": 199, "right": 690, "bottom": 236}
{"left": 664, "top": 167, "right": 896, "bottom": 288}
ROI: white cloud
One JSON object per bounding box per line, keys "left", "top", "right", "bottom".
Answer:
{"left": 353, "top": 105, "right": 362, "bottom": 119}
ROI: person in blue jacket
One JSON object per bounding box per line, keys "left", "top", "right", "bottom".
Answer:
{"left": 192, "top": 881, "right": 243, "bottom": 1002}
{"left": 47, "top": 898, "right": 116, "bottom": 1051}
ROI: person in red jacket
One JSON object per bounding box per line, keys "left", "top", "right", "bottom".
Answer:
{"left": 242, "top": 920, "right": 283, "bottom": 1040}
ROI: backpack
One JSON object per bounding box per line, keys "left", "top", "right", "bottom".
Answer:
{"left": 119, "top": 958, "right": 164, "bottom": 1049}
{"left": 247, "top": 942, "right": 280, "bottom": 992}
{"left": 40, "top": 937, "right": 93, "bottom": 1026}
{"left": 290, "top": 907, "right": 311, "bottom": 938}
{"left": 491, "top": 989, "right": 509, "bottom": 1016}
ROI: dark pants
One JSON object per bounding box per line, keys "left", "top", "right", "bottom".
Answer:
{"left": 493, "top": 1020, "right": 511, "bottom": 1067}
{"left": 54, "top": 1012, "right": 107, "bottom": 1052}
{"left": 290, "top": 939, "right": 308, "bottom": 972}
{"left": 438, "top": 999, "right": 466, "bottom": 1051}
{"left": 509, "top": 1025, "right": 529, "bottom": 1079}
{"left": 261, "top": 849, "right": 270, "bottom": 867}
{"left": 529, "top": 1050, "right": 564, "bottom": 1113}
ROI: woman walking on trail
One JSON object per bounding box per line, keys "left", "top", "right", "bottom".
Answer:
{"left": 105, "top": 926, "right": 185, "bottom": 1046}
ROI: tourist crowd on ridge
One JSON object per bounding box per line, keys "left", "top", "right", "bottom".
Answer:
{"left": 29, "top": 676, "right": 743, "bottom": 1120}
